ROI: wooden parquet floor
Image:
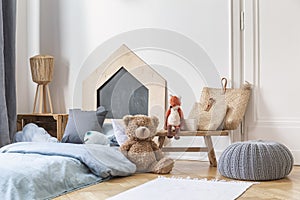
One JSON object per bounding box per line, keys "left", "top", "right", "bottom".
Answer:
{"left": 55, "top": 160, "right": 300, "bottom": 200}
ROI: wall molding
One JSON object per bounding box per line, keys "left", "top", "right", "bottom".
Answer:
{"left": 242, "top": 0, "right": 300, "bottom": 164}
{"left": 244, "top": 0, "right": 300, "bottom": 126}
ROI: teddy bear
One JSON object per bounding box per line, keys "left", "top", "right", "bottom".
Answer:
{"left": 120, "top": 114, "right": 174, "bottom": 174}
{"left": 164, "top": 95, "right": 184, "bottom": 139}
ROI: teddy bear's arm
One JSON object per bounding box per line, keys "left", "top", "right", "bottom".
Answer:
{"left": 151, "top": 141, "right": 164, "bottom": 160}
{"left": 120, "top": 140, "right": 135, "bottom": 156}
{"left": 120, "top": 140, "right": 136, "bottom": 151}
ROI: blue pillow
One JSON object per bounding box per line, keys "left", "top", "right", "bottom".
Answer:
{"left": 61, "top": 106, "right": 107, "bottom": 144}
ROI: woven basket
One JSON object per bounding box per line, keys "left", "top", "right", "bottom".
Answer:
{"left": 188, "top": 90, "right": 227, "bottom": 131}
{"left": 189, "top": 78, "right": 251, "bottom": 131}
{"left": 30, "top": 55, "right": 54, "bottom": 85}
{"left": 222, "top": 83, "right": 251, "bottom": 129}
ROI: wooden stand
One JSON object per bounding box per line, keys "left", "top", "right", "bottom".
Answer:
{"left": 156, "top": 130, "right": 229, "bottom": 167}
{"left": 33, "top": 84, "right": 53, "bottom": 114}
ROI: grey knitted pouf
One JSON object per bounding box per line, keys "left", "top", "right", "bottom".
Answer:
{"left": 218, "top": 140, "right": 294, "bottom": 181}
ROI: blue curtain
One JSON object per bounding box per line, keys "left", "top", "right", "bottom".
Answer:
{"left": 0, "top": 0, "right": 16, "bottom": 147}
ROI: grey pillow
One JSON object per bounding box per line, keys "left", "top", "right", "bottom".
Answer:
{"left": 61, "top": 106, "right": 107, "bottom": 144}
{"left": 96, "top": 106, "right": 108, "bottom": 128}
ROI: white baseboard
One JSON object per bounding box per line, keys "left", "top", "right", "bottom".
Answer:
{"left": 291, "top": 150, "right": 300, "bottom": 166}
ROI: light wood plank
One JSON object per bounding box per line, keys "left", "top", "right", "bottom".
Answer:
{"left": 43, "top": 85, "right": 47, "bottom": 113}
{"left": 162, "top": 147, "right": 209, "bottom": 152}
{"left": 33, "top": 85, "right": 39, "bottom": 113}
{"left": 46, "top": 84, "right": 53, "bottom": 113}
{"left": 156, "top": 130, "right": 229, "bottom": 136}
{"left": 54, "top": 160, "right": 300, "bottom": 200}
{"left": 39, "top": 85, "right": 44, "bottom": 113}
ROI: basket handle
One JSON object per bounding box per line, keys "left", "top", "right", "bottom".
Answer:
{"left": 221, "top": 77, "right": 227, "bottom": 93}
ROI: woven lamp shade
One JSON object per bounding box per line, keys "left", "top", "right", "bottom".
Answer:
{"left": 30, "top": 55, "right": 54, "bottom": 85}
{"left": 30, "top": 54, "right": 54, "bottom": 113}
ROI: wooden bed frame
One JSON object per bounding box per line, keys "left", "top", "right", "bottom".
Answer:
{"left": 156, "top": 130, "right": 230, "bottom": 167}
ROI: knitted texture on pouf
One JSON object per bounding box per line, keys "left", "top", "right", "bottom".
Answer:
{"left": 218, "top": 140, "right": 294, "bottom": 181}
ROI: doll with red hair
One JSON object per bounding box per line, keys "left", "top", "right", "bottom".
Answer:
{"left": 164, "top": 95, "right": 183, "bottom": 140}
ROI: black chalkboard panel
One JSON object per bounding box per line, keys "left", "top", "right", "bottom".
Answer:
{"left": 97, "top": 67, "right": 148, "bottom": 118}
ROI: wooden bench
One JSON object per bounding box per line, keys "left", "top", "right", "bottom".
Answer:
{"left": 156, "top": 130, "right": 229, "bottom": 167}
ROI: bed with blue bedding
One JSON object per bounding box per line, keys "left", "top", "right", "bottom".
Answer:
{"left": 0, "top": 142, "right": 136, "bottom": 200}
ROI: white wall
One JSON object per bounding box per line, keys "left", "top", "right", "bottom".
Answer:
{"left": 16, "top": 0, "right": 40, "bottom": 113}
{"left": 16, "top": 0, "right": 232, "bottom": 159}
{"left": 243, "top": 0, "right": 300, "bottom": 164}
{"left": 16, "top": 0, "right": 28, "bottom": 113}
{"left": 17, "top": 0, "right": 231, "bottom": 113}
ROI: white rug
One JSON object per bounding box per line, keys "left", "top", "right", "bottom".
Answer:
{"left": 107, "top": 177, "right": 256, "bottom": 200}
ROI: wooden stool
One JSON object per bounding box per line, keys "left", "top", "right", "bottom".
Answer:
{"left": 156, "top": 130, "right": 229, "bottom": 167}
{"left": 30, "top": 55, "right": 54, "bottom": 114}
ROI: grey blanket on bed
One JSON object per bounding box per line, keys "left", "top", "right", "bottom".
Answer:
{"left": 0, "top": 142, "right": 136, "bottom": 200}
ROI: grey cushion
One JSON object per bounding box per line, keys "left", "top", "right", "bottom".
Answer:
{"left": 218, "top": 140, "right": 294, "bottom": 181}
{"left": 61, "top": 106, "right": 107, "bottom": 144}
{"left": 96, "top": 106, "right": 108, "bottom": 129}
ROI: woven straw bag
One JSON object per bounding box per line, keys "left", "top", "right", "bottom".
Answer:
{"left": 189, "top": 78, "right": 251, "bottom": 131}
{"left": 188, "top": 82, "right": 227, "bottom": 131}
{"left": 223, "top": 80, "right": 251, "bottom": 130}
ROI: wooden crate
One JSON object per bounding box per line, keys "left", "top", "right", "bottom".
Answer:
{"left": 17, "top": 114, "right": 68, "bottom": 141}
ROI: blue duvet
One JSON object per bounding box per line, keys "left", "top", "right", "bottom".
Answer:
{"left": 0, "top": 142, "right": 136, "bottom": 200}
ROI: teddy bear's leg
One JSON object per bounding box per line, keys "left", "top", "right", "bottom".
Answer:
{"left": 152, "top": 157, "right": 174, "bottom": 174}
{"left": 174, "top": 127, "right": 180, "bottom": 140}
{"left": 167, "top": 125, "right": 173, "bottom": 138}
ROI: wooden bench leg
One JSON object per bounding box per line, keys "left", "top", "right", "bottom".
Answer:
{"left": 204, "top": 136, "right": 217, "bottom": 167}
{"left": 158, "top": 136, "right": 166, "bottom": 148}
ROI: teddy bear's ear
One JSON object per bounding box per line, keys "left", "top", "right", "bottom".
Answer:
{"left": 123, "top": 115, "right": 133, "bottom": 127}
{"left": 151, "top": 116, "right": 159, "bottom": 128}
